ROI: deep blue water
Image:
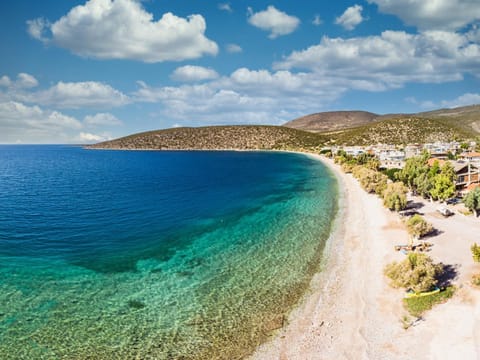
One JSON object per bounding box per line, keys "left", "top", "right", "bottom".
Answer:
{"left": 0, "top": 146, "right": 338, "bottom": 359}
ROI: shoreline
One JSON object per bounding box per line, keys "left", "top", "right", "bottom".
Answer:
{"left": 83, "top": 147, "right": 480, "bottom": 358}
{"left": 251, "top": 153, "right": 480, "bottom": 359}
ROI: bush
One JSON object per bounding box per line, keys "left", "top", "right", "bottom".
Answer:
{"left": 341, "top": 161, "right": 356, "bottom": 173}
{"left": 383, "top": 182, "right": 408, "bottom": 211}
{"left": 472, "top": 273, "right": 480, "bottom": 287}
{"left": 471, "top": 243, "right": 480, "bottom": 262}
{"left": 353, "top": 166, "right": 388, "bottom": 194}
{"left": 384, "top": 253, "right": 443, "bottom": 293}
{"left": 403, "top": 286, "right": 455, "bottom": 317}
{"left": 406, "top": 214, "right": 433, "bottom": 239}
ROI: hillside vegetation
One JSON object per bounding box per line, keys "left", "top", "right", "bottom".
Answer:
{"left": 87, "top": 125, "right": 326, "bottom": 151}
{"left": 88, "top": 105, "right": 480, "bottom": 150}
{"left": 324, "top": 116, "right": 476, "bottom": 146}
{"left": 418, "top": 105, "right": 480, "bottom": 134}
{"left": 284, "top": 110, "right": 379, "bottom": 132}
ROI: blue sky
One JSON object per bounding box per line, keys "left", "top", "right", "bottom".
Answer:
{"left": 0, "top": 0, "right": 479, "bottom": 143}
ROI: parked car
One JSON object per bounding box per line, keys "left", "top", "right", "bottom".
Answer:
{"left": 446, "top": 198, "right": 460, "bottom": 205}
{"left": 437, "top": 206, "right": 453, "bottom": 217}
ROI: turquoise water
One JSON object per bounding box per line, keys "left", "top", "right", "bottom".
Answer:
{"left": 0, "top": 147, "right": 338, "bottom": 359}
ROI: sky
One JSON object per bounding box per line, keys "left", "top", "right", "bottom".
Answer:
{"left": 0, "top": 0, "right": 479, "bottom": 144}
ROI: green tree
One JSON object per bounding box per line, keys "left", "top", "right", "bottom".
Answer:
{"left": 464, "top": 187, "right": 480, "bottom": 217}
{"left": 428, "top": 162, "right": 456, "bottom": 201}
{"left": 447, "top": 151, "right": 457, "bottom": 160}
{"left": 382, "top": 168, "right": 401, "bottom": 182}
{"left": 383, "top": 182, "right": 408, "bottom": 211}
{"left": 430, "top": 174, "right": 456, "bottom": 201}
{"left": 356, "top": 152, "right": 371, "bottom": 165}
{"left": 414, "top": 172, "right": 433, "bottom": 199}
{"left": 406, "top": 214, "right": 433, "bottom": 239}
{"left": 396, "top": 152, "right": 429, "bottom": 192}
{"left": 384, "top": 253, "right": 443, "bottom": 293}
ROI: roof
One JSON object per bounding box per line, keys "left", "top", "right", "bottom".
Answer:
{"left": 460, "top": 152, "right": 480, "bottom": 158}
{"left": 452, "top": 161, "right": 469, "bottom": 172}
{"left": 427, "top": 158, "right": 446, "bottom": 167}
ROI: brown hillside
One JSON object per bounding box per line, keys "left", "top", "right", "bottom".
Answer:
{"left": 284, "top": 111, "right": 379, "bottom": 132}
{"left": 87, "top": 125, "right": 326, "bottom": 151}
{"left": 417, "top": 105, "right": 480, "bottom": 133}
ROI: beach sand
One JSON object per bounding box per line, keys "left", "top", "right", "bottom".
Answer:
{"left": 250, "top": 154, "right": 480, "bottom": 360}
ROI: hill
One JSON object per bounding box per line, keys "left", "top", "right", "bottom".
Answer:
{"left": 284, "top": 111, "right": 379, "bottom": 132}
{"left": 87, "top": 125, "right": 326, "bottom": 151}
{"left": 324, "top": 116, "right": 477, "bottom": 146}
{"left": 417, "top": 105, "right": 480, "bottom": 134}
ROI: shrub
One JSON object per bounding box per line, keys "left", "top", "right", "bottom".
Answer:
{"left": 384, "top": 253, "right": 443, "bottom": 293}
{"left": 383, "top": 182, "right": 408, "bottom": 211}
{"left": 353, "top": 167, "right": 388, "bottom": 194}
{"left": 472, "top": 273, "right": 480, "bottom": 287}
{"left": 341, "top": 161, "right": 356, "bottom": 173}
{"left": 406, "top": 214, "right": 433, "bottom": 239}
{"left": 471, "top": 243, "right": 480, "bottom": 262}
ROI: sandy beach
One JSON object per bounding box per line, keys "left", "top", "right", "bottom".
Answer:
{"left": 250, "top": 154, "right": 480, "bottom": 360}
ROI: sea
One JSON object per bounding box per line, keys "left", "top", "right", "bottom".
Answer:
{"left": 0, "top": 145, "right": 338, "bottom": 359}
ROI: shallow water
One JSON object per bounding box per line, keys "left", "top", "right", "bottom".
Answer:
{"left": 0, "top": 146, "right": 337, "bottom": 359}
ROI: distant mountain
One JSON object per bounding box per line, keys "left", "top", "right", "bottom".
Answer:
{"left": 87, "top": 125, "right": 325, "bottom": 151}
{"left": 284, "top": 111, "right": 379, "bottom": 132}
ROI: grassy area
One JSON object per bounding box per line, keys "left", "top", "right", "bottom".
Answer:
{"left": 403, "top": 286, "right": 455, "bottom": 317}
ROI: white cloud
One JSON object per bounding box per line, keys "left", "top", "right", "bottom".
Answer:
{"left": 27, "top": 0, "right": 218, "bottom": 63}
{"left": 84, "top": 112, "right": 122, "bottom": 126}
{"left": 27, "top": 81, "right": 130, "bottom": 109}
{"left": 248, "top": 5, "right": 300, "bottom": 39}
{"left": 0, "top": 101, "right": 83, "bottom": 143}
{"left": 0, "top": 76, "right": 12, "bottom": 87}
{"left": 134, "top": 68, "right": 346, "bottom": 125}
{"left": 368, "top": 0, "right": 480, "bottom": 30}
{"left": 275, "top": 30, "right": 480, "bottom": 90}
{"left": 226, "top": 43, "right": 242, "bottom": 53}
{"left": 405, "top": 96, "right": 437, "bottom": 109}
{"left": 17, "top": 73, "right": 39, "bottom": 89}
{"left": 171, "top": 65, "right": 219, "bottom": 82}
{"left": 441, "top": 93, "right": 480, "bottom": 108}
{"left": 335, "top": 5, "right": 364, "bottom": 30}
{"left": 27, "top": 18, "right": 50, "bottom": 41}
{"left": 407, "top": 93, "right": 480, "bottom": 110}
{"left": 76, "top": 132, "right": 111, "bottom": 143}
{"left": 218, "top": 3, "right": 232, "bottom": 13}
{"left": 0, "top": 73, "right": 38, "bottom": 89}
{"left": 312, "top": 15, "right": 323, "bottom": 26}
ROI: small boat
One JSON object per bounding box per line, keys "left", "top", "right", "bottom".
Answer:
{"left": 404, "top": 287, "right": 440, "bottom": 299}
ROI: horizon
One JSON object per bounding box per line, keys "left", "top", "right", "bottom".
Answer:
{"left": 1, "top": 0, "right": 479, "bottom": 144}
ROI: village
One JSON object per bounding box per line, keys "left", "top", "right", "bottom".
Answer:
{"left": 323, "top": 141, "right": 480, "bottom": 197}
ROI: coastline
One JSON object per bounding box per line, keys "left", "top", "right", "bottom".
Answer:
{"left": 83, "top": 147, "right": 480, "bottom": 358}
{"left": 249, "top": 153, "right": 405, "bottom": 359}
{"left": 250, "top": 153, "right": 480, "bottom": 359}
